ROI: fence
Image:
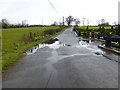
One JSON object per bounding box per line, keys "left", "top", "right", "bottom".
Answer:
{"left": 73, "top": 26, "right": 120, "bottom": 48}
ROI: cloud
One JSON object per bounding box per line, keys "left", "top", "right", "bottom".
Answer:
{"left": 0, "top": 0, "right": 119, "bottom": 25}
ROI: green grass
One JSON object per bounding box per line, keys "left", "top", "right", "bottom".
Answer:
{"left": 75, "top": 26, "right": 118, "bottom": 34}
{"left": 79, "top": 26, "right": 116, "bottom": 30}
{"left": 2, "top": 26, "right": 66, "bottom": 70}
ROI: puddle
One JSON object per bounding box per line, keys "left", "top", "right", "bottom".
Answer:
{"left": 41, "top": 38, "right": 59, "bottom": 44}
{"left": 79, "top": 39, "right": 120, "bottom": 63}
{"left": 25, "top": 38, "right": 71, "bottom": 55}
{"left": 79, "top": 39, "right": 104, "bottom": 56}
{"left": 79, "top": 40, "right": 89, "bottom": 47}
{"left": 79, "top": 39, "right": 96, "bottom": 47}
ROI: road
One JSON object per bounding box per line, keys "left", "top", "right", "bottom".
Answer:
{"left": 3, "top": 27, "right": 118, "bottom": 88}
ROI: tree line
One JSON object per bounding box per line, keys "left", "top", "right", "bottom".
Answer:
{"left": 52, "top": 16, "right": 119, "bottom": 26}
{"left": 1, "top": 15, "right": 119, "bottom": 29}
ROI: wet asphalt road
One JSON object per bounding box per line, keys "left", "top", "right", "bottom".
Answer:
{"left": 3, "top": 27, "right": 118, "bottom": 88}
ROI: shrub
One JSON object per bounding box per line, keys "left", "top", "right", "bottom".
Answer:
{"left": 22, "top": 32, "right": 34, "bottom": 43}
{"left": 41, "top": 28, "right": 62, "bottom": 36}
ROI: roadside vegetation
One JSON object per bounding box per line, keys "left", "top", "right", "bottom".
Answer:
{"left": 74, "top": 26, "right": 118, "bottom": 35}
{"left": 77, "top": 26, "right": 116, "bottom": 30}
{"left": 74, "top": 25, "right": 120, "bottom": 48}
{"left": 2, "top": 26, "right": 67, "bottom": 70}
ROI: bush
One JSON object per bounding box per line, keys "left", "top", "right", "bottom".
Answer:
{"left": 21, "top": 27, "right": 65, "bottom": 43}
{"left": 41, "top": 28, "right": 62, "bottom": 36}
{"left": 22, "top": 32, "right": 34, "bottom": 43}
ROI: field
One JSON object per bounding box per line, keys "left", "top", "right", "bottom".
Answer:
{"left": 77, "top": 26, "right": 116, "bottom": 30}
{"left": 75, "top": 26, "right": 118, "bottom": 34}
{"left": 2, "top": 26, "right": 63, "bottom": 70}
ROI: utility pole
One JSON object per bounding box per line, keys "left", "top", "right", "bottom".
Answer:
{"left": 63, "top": 16, "right": 64, "bottom": 26}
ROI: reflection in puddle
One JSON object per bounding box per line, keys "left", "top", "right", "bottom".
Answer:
{"left": 79, "top": 40, "right": 89, "bottom": 47}
{"left": 41, "top": 38, "right": 59, "bottom": 44}
{"left": 79, "top": 39, "right": 120, "bottom": 63}
{"left": 79, "top": 39, "right": 93, "bottom": 47}
{"left": 25, "top": 38, "right": 70, "bottom": 55}
{"left": 79, "top": 39, "right": 104, "bottom": 55}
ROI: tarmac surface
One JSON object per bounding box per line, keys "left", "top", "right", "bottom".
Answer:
{"left": 3, "top": 27, "right": 119, "bottom": 88}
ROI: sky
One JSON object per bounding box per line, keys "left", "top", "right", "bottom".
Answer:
{"left": 0, "top": 0, "right": 119, "bottom": 25}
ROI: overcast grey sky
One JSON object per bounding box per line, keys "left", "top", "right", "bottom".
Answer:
{"left": 0, "top": 0, "right": 119, "bottom": 25}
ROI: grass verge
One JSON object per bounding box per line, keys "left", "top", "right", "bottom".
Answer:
{"left": 2, "top": 26, "right": 67, "bottom": 71}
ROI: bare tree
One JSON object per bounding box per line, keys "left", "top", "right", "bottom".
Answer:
{"left": 96, "top": 20, "right": 101, "bottom": 25}
{"left": 51, "top": 21, "right": 58, "bottom": 26}
{"left": 1, "top": 19, "right": 9, "bottom": 28}
{"left": 101, "top": 18, "right": 106, "bottom": 24}
{"left": 66, "top": 15, "right": 74, "bottom": 26}
{"left": 59, "top": 22, "right": 62, "bottom": 27}
{"left": 86, "top": 19, "right": 90, "bottom": 26}
{"left": 113, "top": 22, "right": 117, "bottom": 25}
{"left": 74, "top": 18, "right": 80, "bottom": 26}
{"left": 82, "top": 18, "right": 86, "bottom": 26}
{"left": 22, "top": 20, "right": 27, "bottom": 27}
